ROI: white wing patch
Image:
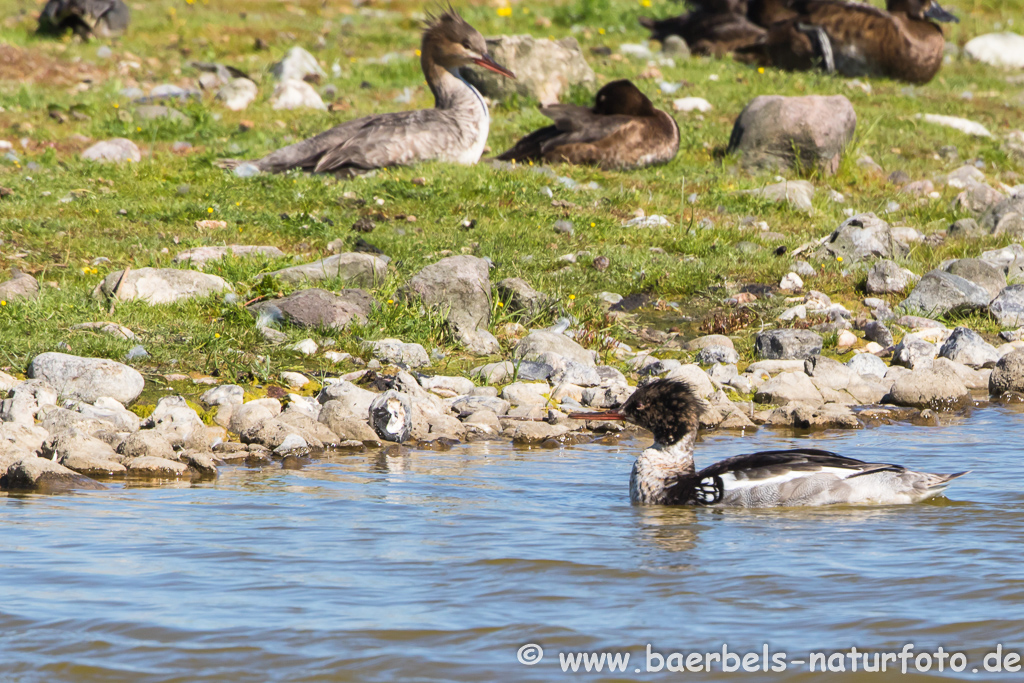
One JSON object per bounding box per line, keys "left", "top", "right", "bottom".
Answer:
{"left": 719, "top": 467, "right": 859, "bottom": 491}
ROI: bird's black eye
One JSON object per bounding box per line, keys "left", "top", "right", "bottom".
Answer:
{"left": 462, "top": 40, "right": 472, "bottom": 50}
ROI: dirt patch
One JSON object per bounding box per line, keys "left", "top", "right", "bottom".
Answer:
{"left": 0, "top": 44, "right": 105, "bottom": 87}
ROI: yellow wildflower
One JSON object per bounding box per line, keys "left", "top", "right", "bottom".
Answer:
{"left": 207, "top": 207, "right": 214, "bottom": 213}
{"left": 497, "top": 6, "right": 512, "bottom": 17}
{"left": 568, "top": 294, "right": 576, "bottom": 300}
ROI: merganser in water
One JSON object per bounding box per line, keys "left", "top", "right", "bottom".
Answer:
{"left": 496, "top": 79, "right": 679, "bottom": 170}
{"left": 569, "top": 379, "right": 968, "bottom": 507}
{"left": 741, "top": 0, "right": 958, "bottom": 84}
{"left": 219, "top": 8, "right": 514, "bottom": 175}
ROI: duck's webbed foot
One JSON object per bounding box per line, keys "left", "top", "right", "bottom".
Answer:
{"left": 797, "top": 23, "right": 834, "bottom": 74}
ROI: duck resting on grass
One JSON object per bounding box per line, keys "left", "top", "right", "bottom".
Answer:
{"left": 37, "top": 0, "right": 130, "bottom": 39}
{"left": 569, "top": 379, "right": 968, "bottom": 507}
{"left": 740, "top": 0, "right": 959, "bottom": 84}
{"left": 218, "top": 7, "right": 514, "bottom": 176}
{"left": 639, "top": 0, "right": 768, "bottom": 57}
{"left": 495, "top": 79, "right": 679, "bottom": 170}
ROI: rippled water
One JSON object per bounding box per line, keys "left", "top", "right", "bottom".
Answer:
{"left": 2, "top": 405, "right": 1024, "bottom": 682}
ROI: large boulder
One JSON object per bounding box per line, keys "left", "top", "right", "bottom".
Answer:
{"left": 267, "top": 253, "right": 387, "bottom": 287}
{"left": 754, "top": 371, "right": 824, "bottom": 405}
{"left": 173, "top": 245, "right": 285, "bottom": 268}
{"left": 886, "top": 366, "right": 971, "bottom": 410}
{"left": 81, "top": 138, "right": 140, "bottom": 164}
{"left": 754, "top": 329, "right": 823, "bottom": 360}
{"left": 496, "top": 277, "right": 549, "bottom": 315}
{"left": 899, "top": 269, "right": 992, "bottom": 318}
{"left": 818, "top": 213, "right": 907, "bottom": 263}
{"left": 866, "top": 260, "right": 919, "bottom": 294}
{"left": 462, "top": 35, "right": 595, "bottom": 105}
{"left": 1, "top": 456, "right": 106, "bottom": 492}
{"left": 938, "top": 327, "right": 1000, "bottom": 368}
{"left": 727, "top": 94, "right": 856, "bottom": 175}
{"left": 94, "top": 268, "right": 231, "bottom": 304}
{"left": 989, "top": 285, "right": 1024, "bottom": 328}
{"left": 249, "top": 288, "right": 371, "bottom": 330}
{"left": 989, "top": 349, "right": 1024, "bottom": 394}
{"left": 980, "top": 194, "right": 1024, "bottom": 238}
{"left": 27, "top": 353, "right": 144, "bottom": 405}
{"left": 515, "top": 330, "right": 598, "bottom": 366}
{"left": 367, "top": 338, "right": 430, "bottom": 368}
{"left": 943, "top": 259, "right": 1007, "bottom": 300}
{"left": 404, "top": 255, "right": 498, "bottom": 355}
{"left": 0, "top": 271, "right": 40, "bottom": 301}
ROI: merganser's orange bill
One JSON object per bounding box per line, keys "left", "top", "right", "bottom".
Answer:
{"left": 474, "top": 55, "right": 516, "bottom": 79}
{"left": 568, "top": 411, "right": 625, "bottom": 421}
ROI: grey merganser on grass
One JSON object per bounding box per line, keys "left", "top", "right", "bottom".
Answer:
{"left": 219, "top": 8, "right": 514, "bottom": 175}
{"left": 569, "top": 379, "right": 968, "bottom": 507}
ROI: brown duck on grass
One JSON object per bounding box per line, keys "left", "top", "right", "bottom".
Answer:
{"left": 37, "top": 0, "right": 130, "bottom": 39}
{"left": 741, "top": 0, "right": 959, "bottom": 84}
{"left": 218, "top": 8, "right": 514, "bottom": 176}
{"left": 639, "top": 0, "right": 768, "bottom": 57}
{"left": 495, "top": 79, "right": 679, "bottom": 171}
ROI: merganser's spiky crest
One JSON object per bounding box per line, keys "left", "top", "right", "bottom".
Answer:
{"left": 570, "top": 378, "right": 968, "bottom": 507}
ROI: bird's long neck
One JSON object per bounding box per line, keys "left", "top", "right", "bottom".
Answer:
{"left": 630, "top": 433, "right": 696, "bottom": 504}
{"left": 421, "top": 52, "right": 486, "bottom": 112}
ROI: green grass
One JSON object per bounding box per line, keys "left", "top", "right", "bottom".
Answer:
{"left": 0, "top": 0, "right": 1022, "bottom": 398}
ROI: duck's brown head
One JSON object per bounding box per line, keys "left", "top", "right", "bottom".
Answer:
{"left": 888, "top": 0, "right": 958, "bottom": 23}
{"left": 422, "top": 7, "right": 515, "bottom": 78}
{"left": 569, "top": 379, "right": 705, "bottom": 447}
{"left": 593, "top": 79, "right": 656, "bottom": 117}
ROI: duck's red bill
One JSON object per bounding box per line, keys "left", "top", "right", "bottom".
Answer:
{"left": 474, "top": 55, "right": 516, "bottom": 79}
{"left": 568, "top": 411, "right": 625, "bottom": 421}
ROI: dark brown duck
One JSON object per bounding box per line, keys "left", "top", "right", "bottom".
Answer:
{"left": 496, "top": 79, "right": 679, "bottom": 170}
{"left": 747, "top": 0, "right": 958, "bottom": 83}
{"left": 639, "top": 0, "right": 767, "bottom": 57}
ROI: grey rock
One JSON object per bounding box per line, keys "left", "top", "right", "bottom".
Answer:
{"left": 216, "top": 78, "right": 259, "bottom": 111}
{"left": 272, "top": 79, "right": 326, "bottom": 110}
{"left": 1, "top": 456, "right": 106, "bottom": 491}
{"left": 949, "top": 218, "right": 982, "bottom": 237}
{"left": 0, "top": 379, "right": 58, "bottom": 426}
{"left": 405, "top": 255, "right": 497, "bottom": 355}
{"left": 552, "top": 361, "right": 600, "bottom": 387}
{"left": 768, "top": 403, "right": 862, "bottom": 430}
{"left": 938, "top": 326, "right": 1000, "bottom": 368}
{"left": 944, "top": 258, "right": 1007, "bottom": 300}
{"left": 94, "top": 268, "right": 231, "bottom": 304}
{"left": 369, "top": 390, "right": 412, "bottom": 443}
{"left": 981, "top": 244, "right": 1024, "bottom": 270}
{"left": 68, "top": 396, "right": 140, "bottom": 433}
{"left": 318, "top": 380, "right": 375, "bottom": 411}
{"left": 737, "top": 180, "right": 815, "bottom": 214}
{"left": 866, "top": 259, "right": 919, "bottom": 294}
{"left": 135, "top": 104, "right": 192, "bottom": 125}
{"left": 270, "top": 46, "right": 326, "bottom": 81}
{"left": 981, "top": 194, "right": 1024, "bottom": 236}
{"left": 727, "top": 94, "right": 856, "bottom": 175}
{"left": 861, "top": 320, "right": 894, "bottom": 347}
{"left": 141, "top": 396, "right": 205, "bottom": 448}
{"left": 954, "top": 182, "right": 1006, "bottom": 214}
{"left": 820, "top": 213, "right": 907, "bottom": 263}
{"left": 200, "top": 384, "right": 244, "bottom": 407}
{"left": 515, "top": 330, "right": 597, "bottom": 366}
{"left": 512, "top": 421, "right": 570, "bottom": 444}
{"left": 892, "top": 337, "right": 939, "bottom": 369}
{"left": 181, "top": 450, "right": 219, "bottom": 476}
{"left": 663, "top": 364, "right": 715, "bottom": 398}
{"left": 990, "top": 349, "right": 1024, "bottom": 394}
{"left": 418, "top": 375, "right": 475, "bottom": 397}
{"left": 70, "top": 321, "right": 135, "bottom": 340}
{"left": 173, "top": 245, "right": 284, "bottom": 268}
{"left": 450, "top": 395, "right": 511, "bottom": 418}
{"left": 754, "top": 329, "right": 823, "bottom": 360}
{"left": 754, "top": 371, "right": 824, "bottom": 405}
{"left": 125, "top": 456, "right": 191, "bottom": 478}
{"left": 0, "top": 271, "right": 40, "bottom": 301}
{"left": 684, "top": 334, "right": 735, "bottom": 351}
{"left": 273, "top": 433, "right": 307, "bottom": 453}
{"left": 696, "top": 345, "right": 740, "bottom": 365}
{"left": 241, "top": 417, "right": 323, "bottom": 450}
{"left": 846, "top": 353, "right": 888, "bottom": 379}
{"left": 27, "top": 353, "right": 144, "bottom": 405}
{"left": 496, "top": 277, "right": 549, "bottom": 315}
{"left": 81, "top": 138, "right": 140, "bottom": 164}
{"left": 899, "top": 269, "right": 992, "bottom": 317}
{"left": 268, "top": 253, "right": 387, "bottom": 287}
{"left": 117, "top": 431, "right": 176, "bottom": 460}
{"left": 989, "top": 285, "right": 1024, "bottom": 327}
{"left": 250, "top": 288, "right": 371, "bottom": 330}
{"left": 887, "top": 366, "right": 971, "bottom": 410}
{"left": 462, "top": 35, "right": 594, "bottom": 105}
{"left": 367, "top": 338, "right": 429, "bottom": 368}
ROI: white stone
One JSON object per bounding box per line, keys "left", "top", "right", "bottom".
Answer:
{"left": 837, "top": 330, "right": 858, "bottom": 349}
{"left": 271, "top": 79, "right": 326, "bottom": 111}
{"left": 215, "top": 78, "right": 258, "bottom": 111}
{"left": 780, "top": 272, "right": 804, "bottom": 291}
{"left": 291, "top": 339, "right": 318, "bottom": 356}
{"left": 918, "top": 114, "right": 992, "bottom": 138}
{"left": 280, "top": 372, "right": 309, "bottom": 388}
{"left": 673, "top": 97, "right": 712, "bottom": 113}
{"left": 964, "top": 32, "right": 1024, "bottom": 69}
{"left": 270, "top": 46, "right": 326, "bottom": 82}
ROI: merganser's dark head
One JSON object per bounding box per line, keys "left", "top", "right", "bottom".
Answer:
{"left": 593, "top": 79, "right": 657, "bottom": 117}
{"left": 423, "top": 6, "right": 516, "bottom": 79}
{"left": 569, "top": 379, "right": 704, "bottom": 446}
{"left": 888, "top": 0, "right": 958, "bottom": 23}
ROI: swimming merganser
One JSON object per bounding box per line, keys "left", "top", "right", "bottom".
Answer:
{"left": 496, "top": 79, "right": 679, "bottom": 170}
{"left": 742, "top": 0, "right": 958, "bottom": 84}
{"left": 569, "top": 379, "right": 968, "bottom": 507}
{"left": 220, "top": 8, "right": 514, "bottom": 175}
